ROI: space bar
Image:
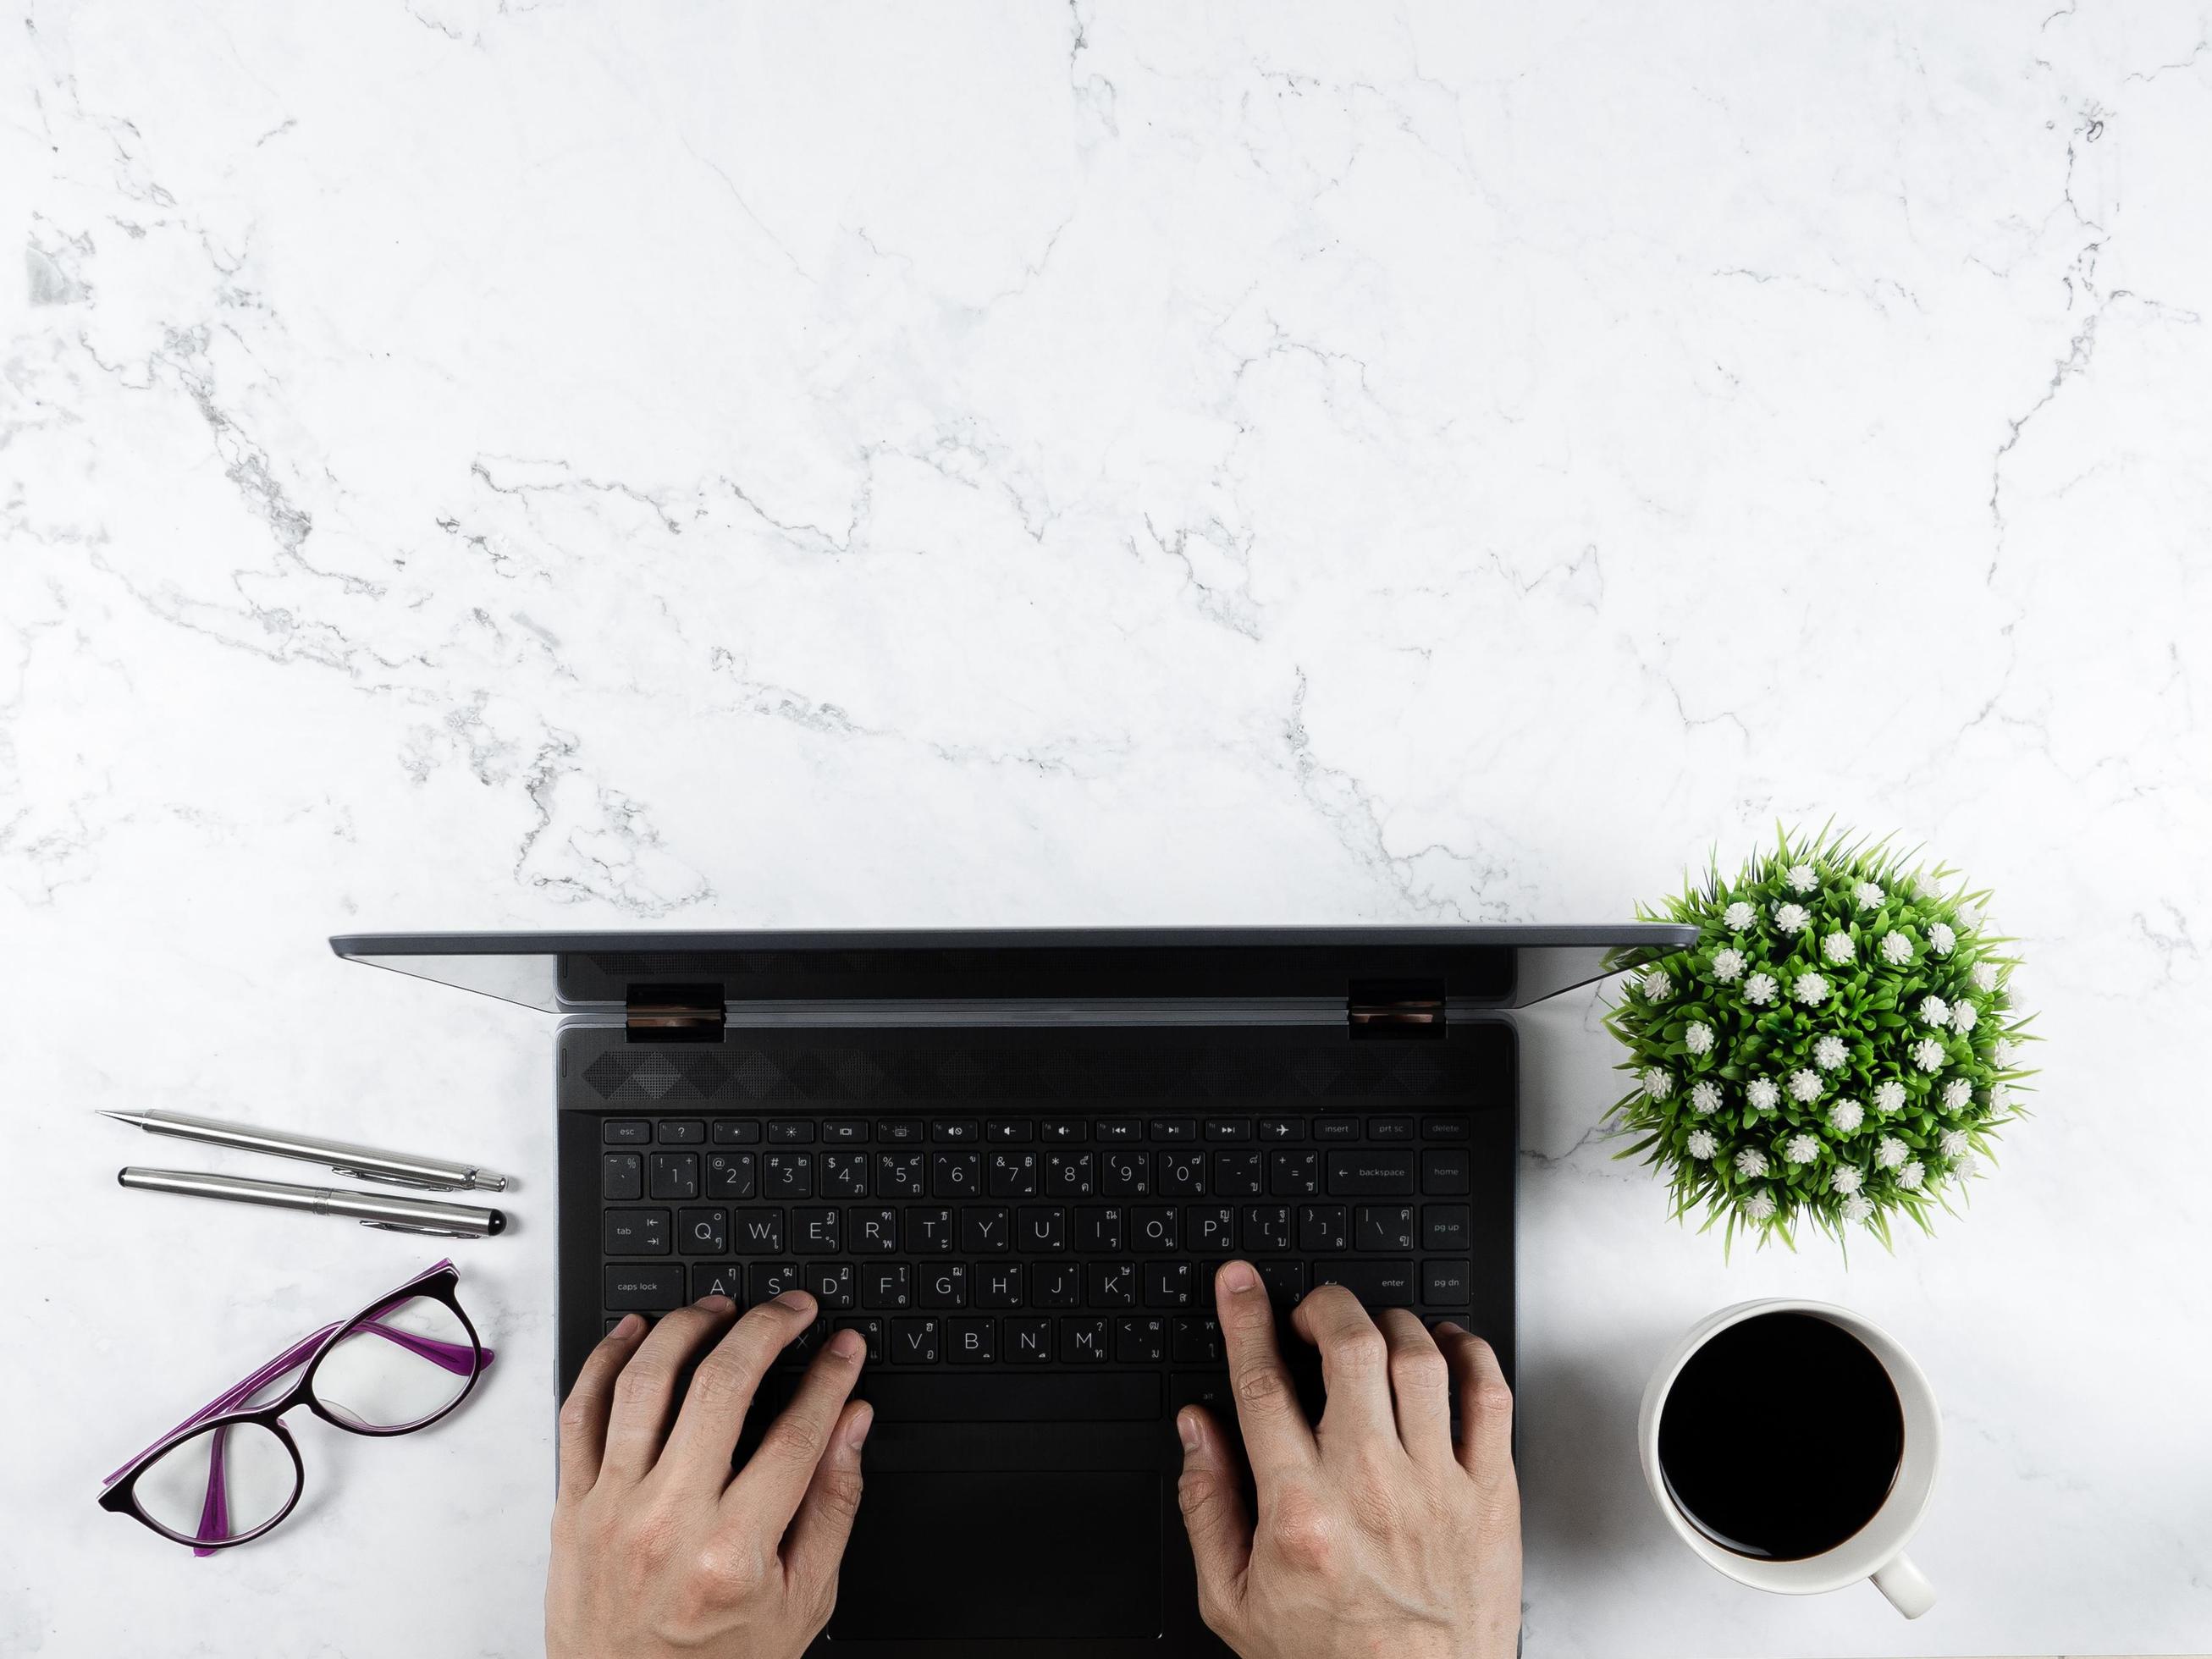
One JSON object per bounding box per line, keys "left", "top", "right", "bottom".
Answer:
{"left": 855, "top": 1374, "right": 1161, "bottom": 1423}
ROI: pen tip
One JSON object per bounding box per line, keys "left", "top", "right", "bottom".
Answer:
{"left": 97, "top": 1111, "right": 131, "bottom": 1122}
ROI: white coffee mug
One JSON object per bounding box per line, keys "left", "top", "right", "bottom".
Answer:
{"left": 1638, "top": 1298, "right": 1940, "bottom": 1618}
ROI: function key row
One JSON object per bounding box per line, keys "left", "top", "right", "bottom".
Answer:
{"left": 604, "top": 1115, "right": 1474, "bottom": 1148}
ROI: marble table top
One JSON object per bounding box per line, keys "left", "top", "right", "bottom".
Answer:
{"left": 6, "top": 3, "right": 2209, "bottom": 1655}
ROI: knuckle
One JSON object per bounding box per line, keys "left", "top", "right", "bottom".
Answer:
{"left": 1471, "top": 1376, "right": 1516, "bottom": 1420}
{"left": 764, "top": 1413, "right": 830, "bottom": 1470}
{"left": 1233, "top": 1366, "right": 1294, "bottom": 1417}
{"left": 816, "top": 1463, "right": 865, "bottom": 1520}
{"left": 1390, "top": 1348, "right": 1449, "bottom": 1393}
{"left": 1264, "top": 1490, "right": 1338, "bottom": 1574}
{"left": 686, "top": 1353, "right": 759, "bottom": 1415}
{"left": 557, "top": 1397, "right": 595, "bottom": 1438}
{"left": 1329, "top": 1330, "right": 1388, "bottom": 1375}
{"left": 1175, "top": 1469, "right": 1217, "bottom": 1520}
{"left": 611, "top": 1363, "right": 671, "bottom": 1414}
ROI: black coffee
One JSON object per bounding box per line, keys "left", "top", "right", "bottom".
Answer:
{"left": 1657, "top": 1311, "right": 1904, "bottom": 1561}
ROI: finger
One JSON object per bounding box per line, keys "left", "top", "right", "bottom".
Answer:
{"left": 658, "top": 1291, "right": 822, "bottom": 1486}
{"left": 724, "top": 1323, "right": 868, "bottom": 1530}
{"left": 781, "top": 1398, "right": 873, "bottom": 1607}
{"left": 1436, "top": 1323, "right": 1516, "bottom": 1482}
{"left": 1175, "top": 1405, "right": 1253, "bottom": 1634}
{"left": 555, "top": 1313, "right": 648, "bottom": 1501}
{"left": 1289, "top": 1285, "right": 1396, "bottom": 1449}
{"left": 1214, "top": 1259, "right": 1316, "bottom": 1475}
{"left": 599, "top": 1298, "right": 739, "bottom": 1484}
{"left": 1376, "top": 1309, "right": 1454, "bottom": 1463}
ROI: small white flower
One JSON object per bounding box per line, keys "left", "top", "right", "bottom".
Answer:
{"left": 1735, "top": 1148, "right": 1769, "bottom": 1178}
{"left": 1988, "top": 1082, "right": 2011, "bottom": 1111}
{"left": 1840, "top": 1193, "right": 1874, "bottom": 1225}
{"left": 1950, "top": 1000, "right": 1978, "bottom": 1034}
{"left": 1995, "top": 1038, "right": 2019, "bottom": 1066}
{"left": 1641, "top": 1068, "right": 1674, "bottom": 1101}
{"left": 1898, "top": 1160, "right": 1926, "bottom": 1191}
{"left": 1941, "top": 1078, "right": 1972, "bottom": 1111}
{"left": 1830, "top": 1165, "right": 1864, "bottom": 1196}
{"left": 1879, "top": 930, "right": 1912, "bottom": 966}
{"left": 1789, "top": 1068, "right": 1823, "bottom": 1103}
{"left": 1955, "top": 1149, "right": 1983, "bottom": 1177}
{"left": 1829, "top": 1099, "right": 1864, "bottom": 1133}
{"left": 1873, "top": 1079, "right": 1906, "bottom": 1115}
{"left": 1970, "top": 960, "right": 2000, "bottom": 993}
{"left": 1773, "top": 902, "right": 1812, "bottom": 934}
{"left": 1912, "top": 1036, "right": 1946, "bottom": 1072}
{"left": 1685, "top": 1127, "right": 1718, "bottom": 1160}
{"left": 1784, "top": 863, "right": 1818, "bottom": 894}
{"left": 1939, "top": 1128, "right": 1971, "bottom": 1159}
{"left": 1854, "top": 880, "right": 1884, "bottom": 910}
{"left": 1793, "top": 972, "right": 1829, "bottom": 1006}
{"left": 1710, "top": 946, "right": 1746, "bottom": 983}
{"left": 1782, "top": 1133, "right": 1821, "bottom": 1166}
{"left": 1875, "top": 1135, "right": 1910, "bottom": 1170}
{"left": 1928, "top": 921, "right": 1956, "bottom": 956}
{"left": 1641, "top": 968, "right": 1672, "bottom": 1000}
{"left": 1684, "top": 1021, "right": 1715, "bottom": 1055}
{"left": 1690, "top": 1079, "right": 1724, "bottom": 1116}
{"left": 1919, "top": 995, "right": 1950, "bottom": 1026}
{"left": 1813, "top": 1034, "right": 1847, "bottom": 1071}
{"left": 1742, "top": 1188, "right": 1777, "bottom": 1222}
{"left": 1744, "top": 972, "right": 1779, "bottom": 1006}
{"left": 1723, "top": 901, "right": 1757, "bottom": 931}
{"left": 1822, "top": 930, "right": 1854, "bottom": 964}
{"left": 1746, "top": 1077, "right": 1780, "bottom": 1113}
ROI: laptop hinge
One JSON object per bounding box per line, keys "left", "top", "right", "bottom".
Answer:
{"left": 1347, "top": 978, "right": 1448, "bottom": 1039}
{"left": 625, "top": 984, "right": 726, "bottom": 1044}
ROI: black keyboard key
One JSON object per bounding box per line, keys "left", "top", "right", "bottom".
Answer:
{"left": 833, "top": 1316, "right": 884, "bottom": 1363}
{"left": 711, "top": 1118, "right": 762, "bottom": 1144}
{"left": 750, "top": 1262, "right": 802, "bottom": 1303}
{"left": 1060, "top": 1316, "right": 1111, "bottom": 1363}
{"left": 1187, "top": 1205, "right": 1235, "bottom": 1252}
{"left": 1074, "top": 1206, "right": 1122, "bottom": 1252}
{"left": 961, "top": 1207, "right": 1012, "bottom": 1253}
{"left": 1420, "top": 1117, "right": 1470, "bottom": 1140}
{"left": 851, "top": 1207, "right": 899, "bottom": 1253}
{"left": 775, "top": 1317, "right": 829, "bottom": 1370}
{"left": 822, "top": 1152, "right": 869, "bottom": 1199}
{"left": 1213, "top": 1151, "right": 1264, "bottom": 1197}
{"left": 792, "top": 1207, "right": 841, "bottom": 1254}
{"left": 1423, "top": 1260, "right": 1471, "bottom": 1308}
{"left": 1310, "top": 1259, "right": 1415, "bottom": 1307}
{"left": 876, "top": 1119, "right": 926, "bottom": 1144}
{"left": 704, "top": 1152, "right": 757, "bottom": 1199}
{"left": 949, "top": 1317, "right": 996, "bottom": 1364}
{"left": 762, "top": 1152, "right": 814, "bottom": 1199}
{"left": 862, "top": 1263, "right": 912, "bottom": 1309}
{"left": 1034, "top": 1262, "right": 1083, "bottom": 1308}
{"left": 986, "top": 1119, "right": 1034, "bottom": 1143}
{"left": 602, "top": 1153, "right": 643, "bottom": 1201}
{"left": 657, "top": 1119, "right": 705, "bottom": 1145}
{"left": 1150, "top": 1118, "right": 1197, "bottom": 1141}
{"left": 1313, "top": 1116, "right": 1360, "bottom": 1142}
{"left": 1005, "top": 1315, "right": 1053, "bottom": 1363}
{"left": 1357, "top": 1205, "right": 1415, "bottom": 1252}
{"left": 1171, "top": 1316, "right": 1222, "bottom": 1364}
{"left": 806, "top": 1263, "right": 856, "bottom": 1309}
{"left": 1327, "top": 1150, "right": 1415, "bottom": 1196}
{"left": 604, "top": 1265, "right": 684, "bottom": 1310}
{"left": 1424, "top": 1204, "right": 1471, "bottom": 1248}
{"left": 1040, "top": 1118, "right": 1086, "bottom": 1144}
{"left": 1257, "top": 1259, "right": 1306, "bottom": 1308}
{"left": 1046, "top": 1151, "right": 1095, "bottom": 1197}
{"left": 891, "top": 1317, "right": 941, "bottom": 1364}
{"left": 821, "top": 1120, "right": 869, "bottom": 1144}
{"left": 604, "top": 1209, "right": 669, "bottom": 1255}
{"left": 1242, "top": 1205, "right": 1292, "bottom": 1253}
{"left": 878, "top": 1152, "right": 926, "bottom": 1198}
{"left": 1421, "top": 1149, "right": 1471, "bottom": 1196}
{"left": 1023, "top": 1205, "right": 1069, "bottom": 1251}
{"left": 1117, "top": 1315, "right": 1167, "bottom": 1363}
{"left": 732, "top": 1209, "right": 785, "bottom": 1254}
{"left": 603, "top": 1119, "right": 652, "bottom": 1145}
{"left": 1204, "top": 1118, "right": 1252, "bottom": 1142}
{"left": 768, "top": 1121, "right": 815, "bottom": 1144}
{"left": 1257, "top": 1118, "right": 1304, "bottom": 1142}
{"left": 1170, "top": 1373, "right": 1234, "bottom": 1418}
{"left": 677, "top": 1207, "right": 729, "bottom": 1254}
{"left": 988, "top": 1151, "right": 1040, "bottom": 1198}
{"left": 1087, "top": 1262, "right": 1137, "bottom": 1308}
{"left": 1145, "top": 1261, "right": 1194, "bottom": 1309}
{"left": 932, "top": 1120, "right": 981, "bottom": 1144}
{"left": 1269, "top": 1149, "right": 1321, "bottom": 1196}
{"left": 690, "top": 1263, "right": 744, "bottom": 1304}
{"left": 907, "top": 1207, "right": 954, "bottom": 1252}
{"left": 648, "top": 1153, "right": 700, "bottom": 1201}
{"left": 932, "top": 1151, "right": 982, "bottom": 1198}
{"left": 1101, "top": 1149, "right": 1152, "bottom": 1196}
{"left": 1298, "top": 1204, "right": 1349, "bottom": 1253}
{"left": 920, "top": 1263, "right": 968, "bottom": 1309}
{"left": 975, "top": 1263, "right": 1024, "bottom": 1309}
{"left": 1366, "top": 1116, "right": 1415, "bottom": 1142}
{"left": 1095, "top": 1118, "right": 1142, "bottom": 1142}
{"left": 1157, "top": 1149, "right": 1206, "bottom": 1196}
{"left": 1131, "top": 1206, "right": 1179, "bottom": 1251}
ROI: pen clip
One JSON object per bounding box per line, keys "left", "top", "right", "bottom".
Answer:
{"left": 359, "top": 1220, "right": 483, "bottom": 1240}
{"left": 332, "top": 1165, "right": 463, "bottom": 1193}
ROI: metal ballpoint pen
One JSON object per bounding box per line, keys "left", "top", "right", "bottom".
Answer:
{"left": 117, "top": 1167, "right": 507, "bottom": 1239}
{"left": 97, "top": 1108, "right": 509, "bottom": 1193}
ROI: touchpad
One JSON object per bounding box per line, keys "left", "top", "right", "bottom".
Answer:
{"left": 827, "top": 1472, "right": 1160, "bottom": 1640}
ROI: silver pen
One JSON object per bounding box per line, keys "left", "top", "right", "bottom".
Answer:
{"left": 97, "top": 1108, "right": 509, "bottom": 1193}
{"left": 118, "top": 1167, "right": 507, "bottom": 1239}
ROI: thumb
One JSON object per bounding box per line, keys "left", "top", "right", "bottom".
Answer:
{"left": 1175, "top": 1406, "right": 1252, "bottom": 1629}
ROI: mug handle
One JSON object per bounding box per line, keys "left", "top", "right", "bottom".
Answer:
{"left": 1872, "top": 1552, "right": 1936, "bottom": 1618}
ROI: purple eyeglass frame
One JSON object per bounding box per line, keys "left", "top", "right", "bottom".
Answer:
{"left": 97, "top": 1259, "right": 495, "bottom": 1556}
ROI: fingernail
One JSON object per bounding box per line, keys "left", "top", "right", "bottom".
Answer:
{"left": 1177, "top": 1408, "right": 1202, "bottom": 1452}
{"left": 694, "top": 1295, "right": 735, "bottom": 1313}
{"left": 1434, "top": 1320, "right": 1463, "bottom": 1336}
{"left": 611, "top": 1313, "right": 643, "bottom": 1338}
{"left": 828, "top": 1327, "right": 865, "bottom": 1362}
{"left": 774, "top": 1290, "right": 814, "bottom": 1312}
{"left": 843, "top": 1404, "right": 874, "bottom": 1451}
{"left": 1218, "top": 1259, "right": 1260, "bottom": 1294}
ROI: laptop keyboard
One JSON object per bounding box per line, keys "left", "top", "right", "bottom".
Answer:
{"left": 598, "top": 1111, "right": 1478, "bottom": 1374}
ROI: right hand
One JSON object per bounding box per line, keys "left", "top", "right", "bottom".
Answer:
{"left": 1174, "top": 1260, "right": 1523, "bottom": 1659}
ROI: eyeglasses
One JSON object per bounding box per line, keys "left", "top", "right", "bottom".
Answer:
{"left": 97, "top": 1260, "right": 494, "bottom": 1554}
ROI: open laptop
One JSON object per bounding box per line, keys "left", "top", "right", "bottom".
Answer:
{"left": 332, "top": 926, "right": 1688, "bottom": 1656}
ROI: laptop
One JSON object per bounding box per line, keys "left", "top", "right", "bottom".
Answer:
{"left": 332, "top": 926, "right": 1688, "bottom": 1656}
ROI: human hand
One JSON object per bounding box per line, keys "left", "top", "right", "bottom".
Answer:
{"left": 546, "top": 1293, "right": 872, "bottom": 1659}
{"left": 1175, "top": 1261, "right": 1522, "bottom": 1659}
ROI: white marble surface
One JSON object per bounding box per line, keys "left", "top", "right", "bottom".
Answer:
{"left": 5, "top": 2, "right": 2210, "bottom": 1654}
